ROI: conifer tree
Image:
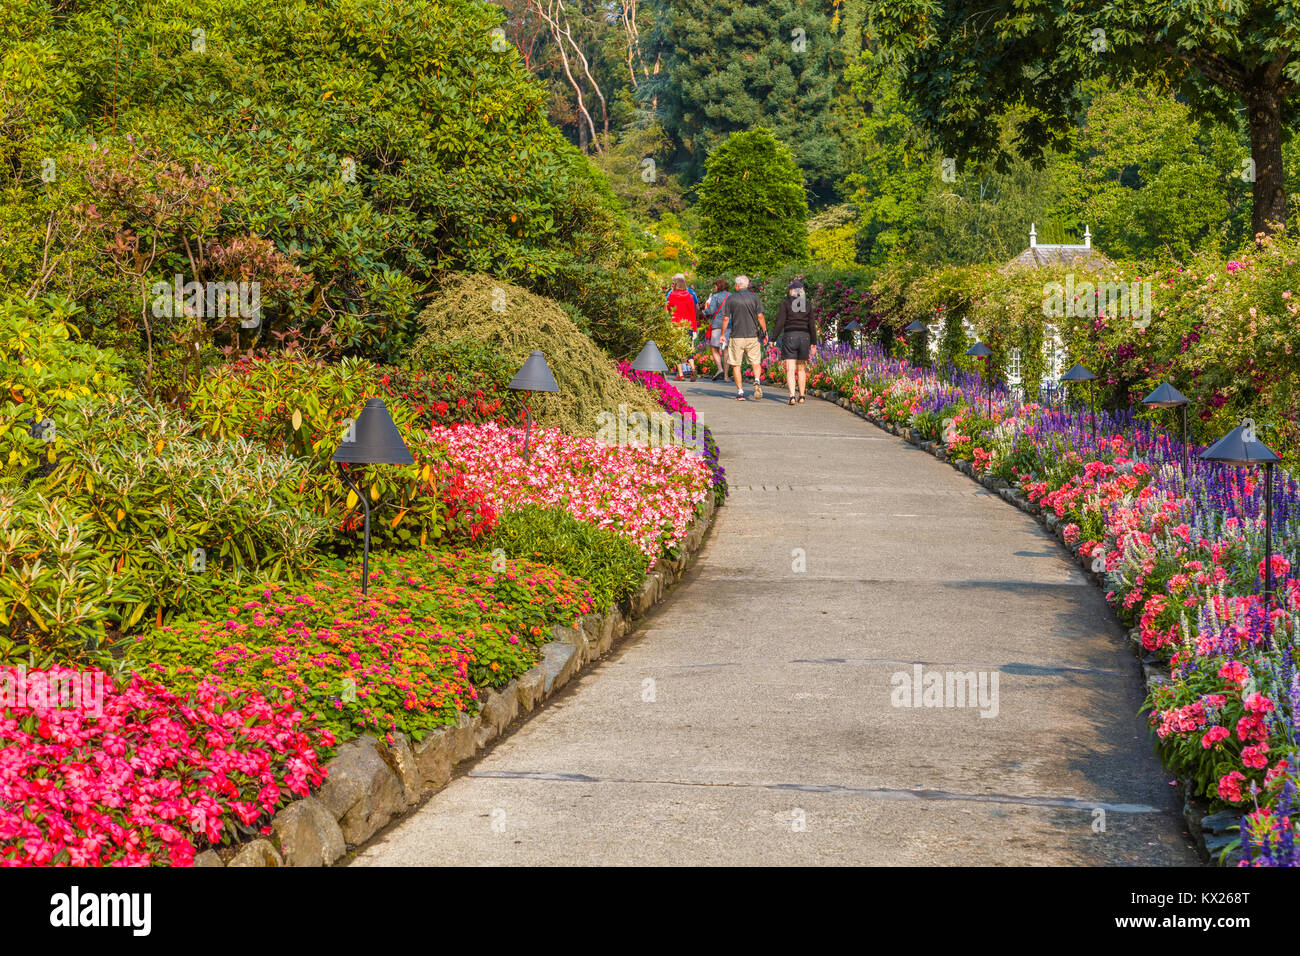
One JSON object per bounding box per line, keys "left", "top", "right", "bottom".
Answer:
{"left": 695, "top": 128, "right": 811, "bottom": 276}
{"left": 660, "top": 0, "right": 844, "bottom": 200}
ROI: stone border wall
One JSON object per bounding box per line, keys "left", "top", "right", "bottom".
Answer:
{"left": 195, "top": 489, "right": 720, "bottom": 868}
{"left": 809, "top": 388, "right": 1234, "bottom": 866}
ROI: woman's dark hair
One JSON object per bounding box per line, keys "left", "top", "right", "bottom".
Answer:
{"left": 713, "top": 277, "right": 729, "bottom": 293}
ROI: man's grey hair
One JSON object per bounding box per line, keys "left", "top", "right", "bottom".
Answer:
{"left": 734, "top": 275, "right": 750, "bottom": 290}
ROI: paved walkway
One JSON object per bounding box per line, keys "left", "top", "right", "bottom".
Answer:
{"left": 355, "top": 379, "right": 1199, "bottom": 865}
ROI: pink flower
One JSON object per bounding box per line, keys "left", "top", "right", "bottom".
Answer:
{"left": 1201, "top": 726, "right": 1230, "bottom": 749}
{"left": 1217, "top": 771, "right": 1246, "bottom": 803}
{"left": 1218, "top": 661, "right": 1251, "bottom": 687}
{"left": 1241, "top": 745, "right": 1269, "bottom": 770}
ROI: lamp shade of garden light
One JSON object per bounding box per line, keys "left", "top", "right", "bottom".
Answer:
{"left": 842, "top": 320, "right": 863, "bottom": 350}
{"left": 1141, "top": 382, "right": 1192, "bottom": 484}
{"left": 1061, "top": 363, "right": 1097, "bottom": 440}
{"left": 630, "top": 340, "right": 670, "bottom": 375}
{"left": 507, "top": 349, "right": 560, "bottom": 462}
{"left": 1200, "top": 423, "right": 1282, "bottom": 641}
{"left": 904, "top": 320, "right": 928, "bottom": 365}
{"left": 331, "top": 397, "right": 414, "bottom": 596}
{"left": 965, "top": 342, "right": 994, "bottom": 417}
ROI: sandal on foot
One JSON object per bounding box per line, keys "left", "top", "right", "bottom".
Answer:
{"left": 798, "top": 395, "right": 806, "bottom": 404}
{"left": 788, "top": 397, "right": 797, "bottom": 406}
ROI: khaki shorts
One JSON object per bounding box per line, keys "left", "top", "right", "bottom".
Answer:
{"left": 727, "top": 336, "right": 762, "bottom": 367}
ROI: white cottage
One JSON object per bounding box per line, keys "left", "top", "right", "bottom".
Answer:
{"left": 1000, "top": 225, "right": 1113, "bottom": 398}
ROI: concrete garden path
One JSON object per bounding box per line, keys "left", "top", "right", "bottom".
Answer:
{"left": 354, "top": 380, "right": 1200, "bottom": 866}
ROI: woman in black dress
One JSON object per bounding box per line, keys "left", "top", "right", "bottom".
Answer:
{"left": 770, "top": 280, "right": 818, "bottom": 405}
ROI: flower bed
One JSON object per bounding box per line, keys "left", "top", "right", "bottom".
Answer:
{"left": 810, "top": 343, "right": 1300, "bottom": 866}
{"left": 3, "top": 548, "right": 594, "bottom": 866}
{"left": 431, "top": 422, "right": 713, "bottom": 567}
{"left": 127, "top": 549, "right": 593, "bottom": 747}
{"left": 617, "top": 362, "right": 727, "bottom": 503}
{"left": 3, "top": 339, "right": 723, "bottom": 866}
{"left": 0, "top": 668, "right": 331, "bottom": 866}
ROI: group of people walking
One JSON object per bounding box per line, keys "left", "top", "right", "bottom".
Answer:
{"left": 665, "top": 274, "right": 818, "bottom": 405}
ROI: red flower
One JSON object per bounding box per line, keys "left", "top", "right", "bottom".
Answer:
{"left": 1201, "top": 726, "right": 1230, "bottom": 749}
{"left": 1217, "top": 771, "right": 1246, "bottom": 803}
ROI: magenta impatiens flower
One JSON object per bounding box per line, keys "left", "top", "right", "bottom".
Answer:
{"left": 1, "top": 668, "right": 330, "bottom": 866}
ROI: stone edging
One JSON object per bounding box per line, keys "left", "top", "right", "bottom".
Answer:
{"left": 194, "top": 489, "right": 720, "bottom": 868}
{"left": 808, "top": 388, "right": 1234, "bottom": 866}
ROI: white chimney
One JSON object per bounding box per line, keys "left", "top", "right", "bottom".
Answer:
{"left": 1083, "top": 225, "right": 1091, "bottom": 249}
{"left": 1029, "top": 223, "right": 1037, "bottom": 248}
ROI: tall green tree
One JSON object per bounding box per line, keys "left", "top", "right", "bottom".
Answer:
{"left": 695, "top": 127, "right": 810, "bottom": 275}
{"left": 1052, "top": 81, "right": 1248, "bottom": 261}
{"left": 843, "top": 61, "right": 931, "bottom": 263}
{"left": 865, "top": 0, "right": 1300, "bottom": 238}
{"left": 660, "top": 0, "right": 845, "bottom": 201}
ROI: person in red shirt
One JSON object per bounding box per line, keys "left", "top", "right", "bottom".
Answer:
{"left": 665, "top": 274, "right": 699, "bottom": 381}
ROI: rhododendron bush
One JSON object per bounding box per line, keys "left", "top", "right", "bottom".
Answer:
{"left": 810, "top": 342, "right": 1300, "bottom": 865}
{"left": 432, "top": 423, "right": 713, "bottom": 567}
{"left": 0, "top": 668, "right": 331, "bottom": 866}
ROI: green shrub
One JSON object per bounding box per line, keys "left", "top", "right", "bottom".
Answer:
{"left": 695, "top": 128, "right": 810, "bottom": 277}
{"left": 392, "top": 339, "right": 524, "bottom": 428}
{"left": 188, "top": 355, "right": 494, "bottom": 551}
{"left": 0, "top": 488, "right": 117, "bottom": 662}
{"left": 0, "top": 0, "right": 665, "bottom": 366}
{"left": 408, "top": 274, "right": 669, "bottom": 436}
{"left": 486, "top": 504, "right": 649, "bottom": 612}
{"left": 0, "top": 294, "right": 127, "bottom": 482}
{"left": 3, "top": 399, "right": 327, "bottom": 661}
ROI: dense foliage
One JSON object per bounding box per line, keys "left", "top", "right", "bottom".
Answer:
{"left": 488, "top": 504, "right": 649, "bottom": 612}
{"left": 0, "top": 296, "right": 126, "bottom": 479}
{"left": 661, "top": 0, "right": 844, "bottom": 199}
{"left": 695, "top": 128, "right": 810, "bottom": 277}
{"left": 0, "top": 0, "right": 665, "bottom": 375}
{"left": 866, "top": 230, "right": 1300, "bottom": 468}
{"left": 2, "top": 401, "right": 326, "bottom": 662}
{"left": 863, "top": 0, "right": 1298, "bottom": 238}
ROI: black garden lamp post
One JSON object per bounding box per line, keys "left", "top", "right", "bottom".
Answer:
{"left": 507, "top": 349, "right": 560, "bottom": 462}
{"left": 1061, "top": 363, "right": 1097, "bottom": 440}
{"left": 331, "top": 397, "right": 414, "bottom": 596}
{"left": 630, "top": 340, "right": 670, "bottom": 375}
{"left": 840, "top": 320, "right": 863, "bottom": 353}
{"left": 965, "top": 342, "right": 993, "bottom": 417}
{"left": 1141, "top": 382, "right": 1192, "bottom": 484}
{"left": 1200, "top": 424, "right": 1282, "bottom": 642}
{"left": 904, "top": 320, "right": 928, "bottom": 365}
